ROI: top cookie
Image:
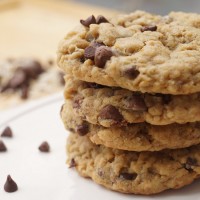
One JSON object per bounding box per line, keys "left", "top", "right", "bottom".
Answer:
{"left": 58, "top": 11, "right": 200, "bottom": 94}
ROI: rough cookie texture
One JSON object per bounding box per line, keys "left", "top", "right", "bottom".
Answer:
{"left": 67, "top": 133, "right": 200, "bottom": 194}
{"left": 62, "top": 101, "right": 200, "bottom": 151}
{"left": 58, "top": 11, "right": 200, "bottom": 94}
{"left": 64, "top": 76, "right": 200, "bottom": 126}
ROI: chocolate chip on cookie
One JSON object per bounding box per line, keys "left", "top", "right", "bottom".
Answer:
{"left": 84, "top": 42, "right": 104, "bottom": 60}
{"left": 94, "top": 46, "right": 113, "bottom": 68}
{"left": 184, "top": 157, "right": 198, "bottom": 171}
{"left": 69, "top": 158, "right": 76, "bottom": 168}
{"left": 123, "top": 66, "right": 140, "bottom": 79}
{"left": 77, "top": 123, "right": 89, "bottom": 136}
{"left": 0, "top": 140, "right": 7, "bottom": 152}
{"left": 126, "top": 95, "right": 147, "bottom": 111}
{"left": 141, "top": 25, "right": 157, "bottom": 32}
{"left": 4, "top": 175, "right": 18, "bottom": 193}
{"left": 72, "top": 96, "right": 83, "bottom": 109}
{"left": 96, "top": 15, "right": 109, "bottom": 24}
{"left": 80, "top": 15, "right": 96, "bottom": 27}
{"left": 119, "top": 172, "right": 137, "bottom": 180}
{"left": 99, "top": 105, "right": 123, "bottom": 123}
{"left": 1, "top": 126, "right": 13, "bottom": 138}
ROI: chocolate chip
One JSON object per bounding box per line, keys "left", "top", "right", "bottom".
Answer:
{"left": 72, "top": 96, "right": 83, "bottom": 109}
{"left": 126, "top": 95, "right": 147, "bottom": 111}
{"left": 4, "top": 175, "right": 18, "bottom": 193}
{"left": 38, "top": 141, "right": 50, "bottom": 152}
{"left": 123, "top": 66, "right": 140, "bottom": 79}
{"left": 141, "top": 25, "right": 157, "bottom": 32}
{"left": 119, "top": 172, "right": 137, "bottom": 180}
{"left": 94, "top": 46, "right": 112, "bottom": 68}
{"left": 77, "top": 123, "right": 89, "bottom": 136}
{"left": 99, "top": 105, "right": 123, "bottom": 123}
{"left": 80, "top": 15, "right": 96, "bottom": 27}
{"left": 21, "top": 85, "right": 29, "bottom": 99}
{"left": 1, "top": 126, "right": 13, "bottom": 137}
{"left": 84, "top": 46, "right": 96, "bottom": 60}
{"left": 96, "top": 15, "right": 109, "bottom": 24}
{"left": 69, "top": 158, "right": 76, "bottom": 168}
{"left": 0, "top": 140, "right": 7, "bottom": 152}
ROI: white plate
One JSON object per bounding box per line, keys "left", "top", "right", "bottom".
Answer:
{"left": 0, "top": 94, "right": 200, "bottom": 200}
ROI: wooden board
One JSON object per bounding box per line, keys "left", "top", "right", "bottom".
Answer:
{"left": 0, "top": 0, "right": 117, "bottom": 60}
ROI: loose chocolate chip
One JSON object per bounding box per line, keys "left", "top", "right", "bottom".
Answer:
{"left": 126, "top": 95, "right": 147, "bottom": 111}
{"left": 96, "top": 15, "right": 109, "bottom": 24}
{"left": 94, "top": 46, "right": 113, "bottom": 68}
{"left": 123, "top": 66, "right": 140, "bottom": 79}
{"left": 4, "top": 175, "right": 18, "bottom": 193}
{"left": 0, "top": 140, "right": 7, "bottom": 152}
{"left": 84, "top": 46, "right": 96, "bottom": 60}
{"left": 99, "top": 105, "right": 123, "bottom": 123}
{"left": 1, "top": 126, "right": 13, "bottom": 137}
{"left": 38, "top": 141, "right": 50, "bottom": 152}
{"left": 119, "top": 172, "right": 137, "bottom": 180}
{"left": 141, "top": 25, "right": 157, "bottom": 32}
{"left": 80, "top": 15, "right": 96, "bottom": 27}
{"left": 69, "top": 158, "right": 76, "bottom": 168}
{"left": 21, "top": 85, "right": 29, "bottom": 99}
{"left": 76, "top": 123, "right": 89, "bottom": 136}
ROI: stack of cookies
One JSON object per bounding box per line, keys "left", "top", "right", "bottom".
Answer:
{"left": 58, "top": 11, "right": 200, "bottom": 195}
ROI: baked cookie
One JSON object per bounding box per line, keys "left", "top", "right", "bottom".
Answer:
{"left": 64, "top": 76, "right": 200, "bottom": 126}
{"left": 58, "top": 11, "right": 200, "bottom": 95}
{"left": 0, "top": 58, "right": 64, "bottom": 109}
{"left": 61, "top": 101, "right": 200, "bottom": 151}
{"left": 67, "top": 133, "right": 200, "bottom": 195}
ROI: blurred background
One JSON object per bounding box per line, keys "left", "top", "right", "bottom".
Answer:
{"left": 0, "top": 0, "right": 200, "bottom": 110}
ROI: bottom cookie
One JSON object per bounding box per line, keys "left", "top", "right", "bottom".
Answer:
{"left": 67, "top": 133, "right": 200, "bottom": 195}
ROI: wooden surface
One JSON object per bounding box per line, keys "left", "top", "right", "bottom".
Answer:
{"left": 0, "top": 0, "right": 116, "bottom": 60}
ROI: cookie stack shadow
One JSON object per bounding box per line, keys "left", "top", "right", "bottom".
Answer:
{"left": 58, "top": 11, "right": 200, "bottom": 195}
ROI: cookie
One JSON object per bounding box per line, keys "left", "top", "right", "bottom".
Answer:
{"left": 67, "top": 133, "right": 200, "bottom": 195}
{"left": 64, "top": 76, "right": 200, "bottom": 126}
{"left": 0, "top": 58, "right": 64, "bottom": 110}
{"left": 61, "top": 101, "right": 200, "bottom": 151}
{"left": 58, "top": 11, "right": 200, "bottom": 95}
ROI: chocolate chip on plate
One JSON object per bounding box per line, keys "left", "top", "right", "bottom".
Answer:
{"left": 119, "top": 172, "right": 137, "bottom": 180}
{"left": 77, "top": 123, "right": 89, "bottom": 136}
{"left": 1, "top": 126, "right": 13, "bottom": 137}
{"left": 96, "top": 15, "right": 109, "bottom": 24}
{"left": 141, "top": 25, "right": 157, "bottom": 32}
{"left": 0, "top": 140, "right": 7, "bottom": 152}
{"left": 123, "top": 66, "right": 140, "bottom": 79}
{"left": 99, "top": 105, "right": 123, "bottom": 122}
{"left": 38, "top": 141, "right": 50, "bottom": 152}
{"left": 94, "top": 46, "right": 113, "bottom": 68}
{"left": 80, "top": 15, "right": 96, "bottom": 27}
{"left": 4, "top": 175, "right": 18, "bottom": 193}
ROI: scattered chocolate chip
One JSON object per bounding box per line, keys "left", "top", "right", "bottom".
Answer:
{"left": 141, "top": 25, "right": 157, "bottom": 32}
{"left": 1, "top": 126, "right": 13, "bottom": 137}
{"left": 96, "top": 15, "right": 109, "bottom": 24}
{"left": 94, "top": 46, "right": 113, "bottom": 68}
{"left": 126, "top": 95, "right": 147, "bottom": 111}
{"left": 123, "top": 66, "right": 140, "bottom": 79}
{"left": 21, "top": 85, "right": 29, "bottom": 99}
{"left": 77, "top": 123, "right": 89, "bottom": 136}
{"left": 0, "top": 140, "right": 7, "bottom": 152}
{"left": 4, "top": 175, "right": 18, "bottom": 193}
{"left": 38, "top": 141, "right": 50, "bottom": 152}
{"left": 119, "top": 172, "right": 137, "bottom": 180}
{"left": 99, "top": 105, "right": 123, "bottom": 123}
{"left": 69, "top": 158, "right": 76, "bottom": 168}
{"left": 80, "top": 15, "right": 96, "bottom": 27}
{"left": 59, "top": 72, "right": 65, "bottom": 85}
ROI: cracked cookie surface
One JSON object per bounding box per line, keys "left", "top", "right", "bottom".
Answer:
{"left": 62, "top": 101, "right": 200, "bottom": 151}
{"left": 58, "top": 11, "right": 200, "bottom": 95}
{"left": 64, "top": 76, "right": 200, "bottom": 126}
{"left": 67, "top": 133, "right": 200, "bottom": 194}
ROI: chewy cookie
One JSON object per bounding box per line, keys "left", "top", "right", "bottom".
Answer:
{"left": 62, "top": 101, "right": 200, "bottom": 151}
{"left": 67, "top": 133, "right": 200, "bottom": 195}
{"left": 64, "top": 76, "right": 200, "bottom": 126}
{"left": 58, "top": 11, "right": 200, "bottom": 95}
